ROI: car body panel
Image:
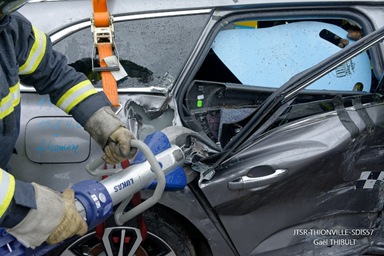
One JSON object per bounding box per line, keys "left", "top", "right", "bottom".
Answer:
{"left": 25, "top": 116, "right": 90, "bottom": 163}
{"left": 141, "top": 187, "right": 237, "bottom": 256}
{"left": 200, "top": 102, "right": 384, "bottom": 255}
{"left": 9, "top": 1, "right": 384, "bottom": 255}
{"left": 9, "top": 93, "right": 104, "bottom": 188}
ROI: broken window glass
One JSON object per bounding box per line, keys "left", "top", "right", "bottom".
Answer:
{"left": 53, "top": 13, "right": 210, "bottom": 90}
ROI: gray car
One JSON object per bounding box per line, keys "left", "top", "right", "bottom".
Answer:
{"left": 9, "top": 0, "right": 384, "bottom": 255}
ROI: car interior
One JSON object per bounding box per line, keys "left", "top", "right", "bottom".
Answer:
{"left": 183, "top": 19, "right": 383, "bottom": 150}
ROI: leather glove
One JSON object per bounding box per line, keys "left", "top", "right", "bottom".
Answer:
{"left": 6, "top": 184, "right": 88, "bottom": 249}
{"left": 46, "top": 188, "right": 88, "bottom": 245}
{"left": 103, "top": 127, "right": 137, "bottom": 165}
{"left": 84, "top": 106, "right": 137, "bottom": 165}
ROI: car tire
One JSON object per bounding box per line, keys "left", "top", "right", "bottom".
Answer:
{"left": 138, "top": 206, "right": 197, "bottom": 256}
{"left": 47, "top": 205, "right": 197, "bottom": 256}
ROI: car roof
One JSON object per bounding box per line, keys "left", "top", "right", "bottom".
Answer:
{"left": 21, "top": 0, "right": 384, "bottom": 34}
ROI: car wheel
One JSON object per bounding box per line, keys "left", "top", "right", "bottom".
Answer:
{"left": 51, "top": 206, "right": 197, "bottom": 256}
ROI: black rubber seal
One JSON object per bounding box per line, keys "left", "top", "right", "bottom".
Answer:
{"left": 333, "top": 95, "right": 359, "bottom": 139}
{"left": 352, "top": 97, "right": 375, "bottom": 134}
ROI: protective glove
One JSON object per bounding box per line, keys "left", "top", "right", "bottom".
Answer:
{"left": 6, "top": 183, "right": 88, "bottom": 249}
{"left": 84, "top": 106, "right": 137, "bottom": 165}
{"left": 103, "top": 127, "right": 137, "bottom": 165}
{"left": 46, "top": 188, "right": 88, "bottom": 245}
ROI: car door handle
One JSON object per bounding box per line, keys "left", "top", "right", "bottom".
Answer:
{"left": 228, "top": 168, "right": 288, "bottom": 190}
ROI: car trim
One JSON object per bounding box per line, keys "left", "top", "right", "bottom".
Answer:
{"left": 19, "top": 85, "right": 170, "bottom": 94}
{"left": 49, "top": 9, "right": 212, "bottom": 43}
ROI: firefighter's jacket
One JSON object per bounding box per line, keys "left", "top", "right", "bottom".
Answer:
{"left": 0, "top": 13, "right": 111, "bottom": 227}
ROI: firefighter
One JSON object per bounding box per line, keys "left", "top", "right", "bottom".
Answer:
{"left": 0, "top": 0, "right": 137, "bottom": 249}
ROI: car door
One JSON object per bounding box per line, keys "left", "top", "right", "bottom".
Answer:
{"left": 200, "top": 93, "right": 384, "bottom": 255}
{"left": 179, "top": 10, "right": 384, "bottom": 256}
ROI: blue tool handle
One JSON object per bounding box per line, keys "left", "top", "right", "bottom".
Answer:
{"left": 0, "top": 228, "right": 64, "bottom": 256}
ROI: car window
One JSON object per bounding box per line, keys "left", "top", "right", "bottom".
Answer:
{"left": 213, "top": 21, "right": 370, "bottom": 91}
{"left": 53, "top": 13, "right": 210, "bottom": 90}
{"left": 195, "top": 20, "right": 371, "bottom": 92}
{"left": 186, "top": 19, "right": 378, "bottom": 148}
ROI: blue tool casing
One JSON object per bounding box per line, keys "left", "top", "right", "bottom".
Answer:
{"left": 71, "top": 180, "right": 113, "bottom": 230}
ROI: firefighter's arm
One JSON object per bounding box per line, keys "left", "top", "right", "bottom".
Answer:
{"left": 0, "top": 169, "right": 87, "bottom": 248}
{"left": 0, "top": 169, "right": 32, "bottom": 229}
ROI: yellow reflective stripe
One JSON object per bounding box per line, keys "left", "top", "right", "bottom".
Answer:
{"left": 65, "top": 89, "right": 98, "bottom": 114}
{"left": 56, "top": 80, "right": 98, "bottom": 113}
{"left": 9, "top": 82, "right": 19, "bottom": 93}
{"left": 0, "top": 169, "right": 16, "bottom": 218}
{"left": 0, "top": 82, "right": 20, "bottom": 119}
{"left": 56, "top": 80, "right": 89, "bottom": 107}
{"left": 0, "top": 93, "right": 14, "bottom": 119}
{"left": 10, "top": 82, "right": 20, "bottom": 108}
{"left": 19, "top": 26, "right": 47, "bottom": 75}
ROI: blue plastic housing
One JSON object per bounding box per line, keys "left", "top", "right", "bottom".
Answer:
{"left": 0, "top": 227, "right": 63, "bottom": 256}
{"left": 0, "top": 228, "right": 25, "bottom": 256}
{"left": 71, "top": 180, "right": 113, "bottom": 230}
{"left": 145, "top": 166, "right": 187, "bottom": 191}
{"left": 132, "top": 131, "right": 187, "bottom": 191}
{"left": 131, "top": 131, "right": 171, "bottom": 164}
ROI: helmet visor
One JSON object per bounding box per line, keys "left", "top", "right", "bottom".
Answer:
{"left": 0, "top": 0, "right": 29, "bottom": 15}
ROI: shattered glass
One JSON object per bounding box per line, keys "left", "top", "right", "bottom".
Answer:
{"left": 53, "top": 13, "right": 209, "bottom": 90}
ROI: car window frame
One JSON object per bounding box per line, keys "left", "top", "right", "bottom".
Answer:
{"left": 175, "top": 6, "right": 384, "bottom": 177}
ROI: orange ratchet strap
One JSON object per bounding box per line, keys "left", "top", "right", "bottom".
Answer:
{"left": 91, "top": 0, "right": 119, "bottom": 107}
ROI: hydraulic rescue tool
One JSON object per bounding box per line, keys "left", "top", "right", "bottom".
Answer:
{"left": 0, "top": 130, "right": 188, "bottom": 256}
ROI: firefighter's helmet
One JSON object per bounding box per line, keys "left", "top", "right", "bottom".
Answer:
{"left": 0, "top": 0, "right": 29, "bottom": 15}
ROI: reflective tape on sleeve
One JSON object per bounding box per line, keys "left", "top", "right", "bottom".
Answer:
{"left": 0, "top": 169, "right": 16, "bottom": 218}
{"left": 56, "top": 80, "right": 98, "bottom": 113}
{"left": 0, "top": 81, "right": 20, "bottom": 119}
{"left": 19, "top": 26, "right": 47, "bottom": 75}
